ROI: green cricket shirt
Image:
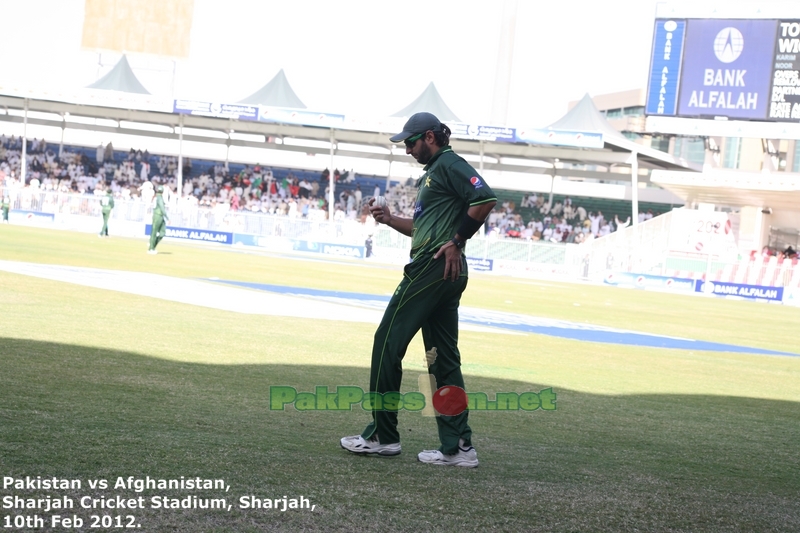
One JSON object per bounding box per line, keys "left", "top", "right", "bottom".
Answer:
{"left": 153, "top": 194, "right": 167, "bottom": 218}
{"left": 410, "top": 146, "right": 496, "bottom": 259}
{"left": 101, "top": 194, "right": 114, "bottom": 213}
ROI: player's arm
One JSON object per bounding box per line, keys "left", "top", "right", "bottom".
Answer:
{"left": 159, "top": 197, "right": 170, "bottom": 222}
{"left": 458, "top": 202, "right": 496, "bottom": 240}
{"left": 434, "top": 160, "right": 498, "bottom": 280}
{"left": 435, "top": 200, "right": 496, "bottom": 281}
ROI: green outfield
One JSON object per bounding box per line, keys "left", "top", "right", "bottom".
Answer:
{"left": 1, "top": 226, "right": 799, "bottom": 532}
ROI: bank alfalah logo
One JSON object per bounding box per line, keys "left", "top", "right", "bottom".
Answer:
{"left": 713, "top": 27, "right": 744, "bottom": 63}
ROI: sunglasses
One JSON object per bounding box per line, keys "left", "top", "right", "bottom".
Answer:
{"left": 404, "top": 131, "right": 426, "bottom": 148}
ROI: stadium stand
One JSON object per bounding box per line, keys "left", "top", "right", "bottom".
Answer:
{"left": 0, "top": 135, "right": 685, "bottom": 242}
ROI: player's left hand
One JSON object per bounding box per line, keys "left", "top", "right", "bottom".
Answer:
{"left": 434, "top": 241, "right": 462, "bottom": 281}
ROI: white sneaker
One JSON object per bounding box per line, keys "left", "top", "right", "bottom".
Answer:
{"left": 340, "top": 434, "right": 401, "bottom": 456}
{"left": 147, "top": 250, "right": 157, "bottom": 255}
{"left": 417, "top": 439, "right": 478, "bottom": 468}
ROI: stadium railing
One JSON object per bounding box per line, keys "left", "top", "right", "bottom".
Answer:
{"left": 2, "top": 187, "right": 574, "bottom": 270}
{"left": 7, "top": 187, "right": 797, "bottom": 291}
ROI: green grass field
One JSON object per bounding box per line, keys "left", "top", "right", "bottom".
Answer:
{"left": 1, "top": 226, "right": 799, "bottom": 532}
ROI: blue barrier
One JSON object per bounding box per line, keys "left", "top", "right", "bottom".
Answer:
{"left": 695, "top": 280, "right": 784, "bottom": 302}
{"left": 145, "top": 225, "right": 233, "bottom": 245}
{"left": 467, "top": 257, "right": 494, "bottom": 272}
{"left": 604, "top": 272, "right": 695, "bottom": 292}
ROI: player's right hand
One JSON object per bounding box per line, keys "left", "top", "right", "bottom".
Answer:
{"left": 369, "top": 198, "right": 392, "bottom": 225}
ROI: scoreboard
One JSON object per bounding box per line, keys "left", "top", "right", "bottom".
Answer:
{"left": 646, "top": 18, "right": 800, "bottom": 122}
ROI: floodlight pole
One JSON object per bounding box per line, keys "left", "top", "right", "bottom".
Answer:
{"left": 386, "top": 157, "right": 393, "bottom": 193}
{"left": 177, "top": 114, "right": 184, "bottom": 200}
{"left": 630, "top": 151, "right": 639, "bottom": 226}
{"left": 328, "top": 128, "right": 335, "bottom": 222}
{"left": 225, "top": 130, "right": 231, "bottom": 171}
{"left": 21, "top": 98, "right": 28, "bottom": 186}
{"left": 59, "top": 114, "right": 65, "bottom": 158}
{"left": 489, "top": 0, "right": 518, "bottom": 126}
{"left": 171, "top": 60, "right": 176, "bottom": 102}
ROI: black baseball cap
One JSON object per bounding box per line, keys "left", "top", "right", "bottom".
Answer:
{"left": 390, "top": 112, "right": 442, "bottom": 143}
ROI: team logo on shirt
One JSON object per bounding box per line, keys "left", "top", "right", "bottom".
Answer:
{"left": 413, "top": 201, "right": 424, "bottom": 220}
{"left": 470, "top": 177, "right": 483, "bottom": 189}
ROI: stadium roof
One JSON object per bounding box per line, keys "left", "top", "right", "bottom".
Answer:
{"left": 86, "top": 55, "right": 150, "bottom": 95}
{"left": 651, "top": 169, "right": 800, "bottom": 211}
{"left": 544, "top": 92, "right": 701, "bottom": 174}
{"left": 391, "top": 82, "right": 461, "bottom": 122}
{"left": 548, "top": 93, "right": 627, "bottom": 142}
{"left": 238, "top": 69, "right": 306, "bottom": 109}
{"left": 0, "top": 93, "right": 698, "bottom": 184}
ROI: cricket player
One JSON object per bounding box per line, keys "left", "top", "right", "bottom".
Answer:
{"left": 148, "top": 185, "right": 170, "bottom": 254}
{"left": 341, "top": 112, "right": 496, "bottom": 467}
{"left": 99, "top": 188, "right": 114, "bottom": 237}
{"left": 1, "top": 195, "right": 9, "bottom": 223}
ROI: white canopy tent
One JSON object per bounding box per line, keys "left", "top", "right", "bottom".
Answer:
{"left": 87, "top": 55, "right": 150, "bottom": 95}
{"left": 391, "top": 82, "right": 461, "bottom": 123}
{"left": 237, "top": 69, "right": 307, "bottom": 109}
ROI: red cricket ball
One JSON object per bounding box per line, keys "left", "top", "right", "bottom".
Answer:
{"left": 432, "top": 385, "right": 468, "bottom": 416}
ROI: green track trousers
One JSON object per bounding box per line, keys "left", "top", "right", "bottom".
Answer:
{"left": 361, "top": 251, "right": 473, "bottom": 455}
{"left": 149, "top": 216, "right": 166, "bottom": 251}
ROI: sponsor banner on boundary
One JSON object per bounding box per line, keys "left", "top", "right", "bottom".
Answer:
{"left": 784, "top": 286, "right": 800, "bottom": 306}
{"left": 493, "top": 259, "right": 576, "bottom": 278}
{"left": 467, "top": 257, "right": 493, "bottom": 272}
{"left": 604, "top": 271, "right": 695, "bottom": 292}
{"left": 695, "top": 280, "right": 784, "bottom": 302}
{"left": 372, "top": 246, "right": 413, "bottom": 265}
{"left": 232, "top": 234, "right": 259, "bottom": 247}
{"left": 9, "top": 210, "right": 55, "bottom": 224}
{"left": 232, "top": 233, "right": 295, "bottom": 253}
{"left": 145, "top": 225, "right": 233, "bottom": 245}
{"left": 229, "top": 233, "right": 374, "bottom": 260}
{"left": 292, "top": 240, "right": 364, "bottom": 259}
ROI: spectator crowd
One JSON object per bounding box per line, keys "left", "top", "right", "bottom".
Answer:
{"left": 0, "top": 135, "right": 376, "bottom": 221}
{"left": 482, "top": 193, "right": 657, "bottom": 243}
{"left": 1, "top": 134, "right": 665, "bottom": 242}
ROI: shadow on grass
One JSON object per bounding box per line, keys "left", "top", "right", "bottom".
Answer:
{"left": 1, "top": 338, "right": 798, "bottom": 533}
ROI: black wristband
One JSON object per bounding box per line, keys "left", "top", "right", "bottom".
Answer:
{"left": 457, "top": 213, "right": 484, "bottom": 240}
{"left": 451, "top": 237, "right": 466, "bottom": 249}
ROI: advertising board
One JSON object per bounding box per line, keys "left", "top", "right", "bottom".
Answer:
{"left": 646, "top": 16, "right": 800, "bottom": 123}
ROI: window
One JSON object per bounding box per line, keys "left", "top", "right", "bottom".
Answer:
{"left": 673, "top": 137, "right": 705, "bottom": 165}
{"left": 723, "top": 137, "right": 742, "bottom": 169}
{"left": 793, "top": 141, "right": 800, "bottom": 172}
{"left": 650, "top": 136, "right": 670, "bottom": 153}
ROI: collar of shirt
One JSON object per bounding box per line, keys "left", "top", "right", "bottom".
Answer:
{"left": 423, "top": 146, "right": 454, "bottom": 171}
